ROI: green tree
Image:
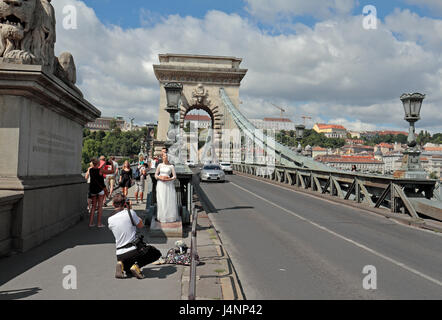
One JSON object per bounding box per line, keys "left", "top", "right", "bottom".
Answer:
{"left": 109, "top": 119, "right": 118, "bottom": 131}
{"left": 81, "top": 138, "right": 101, "bottom": 172}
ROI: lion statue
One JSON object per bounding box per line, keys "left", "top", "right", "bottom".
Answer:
{"left": 0, "top": 0, "right": 77, "bottom": 87}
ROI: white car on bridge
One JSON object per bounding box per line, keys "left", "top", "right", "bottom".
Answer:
{"left": 200, "top": 164, "right": 226, "bottom": 182}
{"left": 220, "top": 162, "right": 233, "bottom": 174}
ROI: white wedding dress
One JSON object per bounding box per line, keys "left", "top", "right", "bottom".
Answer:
{"left": 155, "top": 163, "right": 178, "bottom": 223}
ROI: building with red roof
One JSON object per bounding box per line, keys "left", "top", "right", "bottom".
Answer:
{"left": 375, "top": 142, "right": 394, "bottom": 154}
{"left": 313, "top": 123, "right": 347, "bottom": 139}
{"left": 315, "top": 154, "right": 384, "bottom": 173}
{"left": 184, "top": 114, "right": 212, "bottom": 129}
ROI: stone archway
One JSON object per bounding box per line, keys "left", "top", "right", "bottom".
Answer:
{"left": 153, "top": 54, "right": 248, "bottom": 158}
{"left": 179, "top": 83, "right": 223, "bottom": 131}
{"left": 181, "top": 106, "right": 215, "bottom": 129}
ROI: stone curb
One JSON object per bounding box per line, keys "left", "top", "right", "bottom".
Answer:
{"left": 234, "top": 171, "right": 442, "bottom": 234}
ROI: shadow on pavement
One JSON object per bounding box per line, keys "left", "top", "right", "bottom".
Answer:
{"left": 143, "top": 265, "right": 177, "bottom": 279}
{"left": 0, "top": 287, "right": 42, "bottom": 300}
{"left": 217, "top": 206, "right": 255, "bottom": 211}
{"left": 0, "top": 205, "right": 121, "bottom": 287}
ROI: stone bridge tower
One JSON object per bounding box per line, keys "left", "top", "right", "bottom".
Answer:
{"left": 153, "top": 54, "right": 247, "bottom": 157}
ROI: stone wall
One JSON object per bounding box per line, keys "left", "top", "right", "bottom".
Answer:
{"left": 0, "top": 191, "right": 23, "bottom": 256}
{"left": 0, "top": 63, "right": 100, "bottom": 255}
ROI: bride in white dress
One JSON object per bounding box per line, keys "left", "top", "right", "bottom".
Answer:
{"left": 155, "top": 153, "right": 178, "bottom": 223}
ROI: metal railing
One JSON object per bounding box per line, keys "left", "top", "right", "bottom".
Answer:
{"left": 233, "top": 163, "right": 442, "bottom": 222}
{"left": 188, "top": 201, "right": 197, "bottom": 300}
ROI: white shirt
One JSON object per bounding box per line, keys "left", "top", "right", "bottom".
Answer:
{"left": 107, "top": 160, "right": 118, "bottom": 178}
{"left": 108, "top": 209, "right": 141, "bottom": 255}
{"left": 151, "top": 159, "right": 156, "bottom": 169}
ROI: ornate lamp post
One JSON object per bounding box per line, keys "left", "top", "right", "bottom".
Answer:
{"left": 145, "top": 123, "right": 156, "bottom": 158}
{"left": 164, "top": 82, "right": 183, "bottom": 164}
{"left": 396, "top": 93, "right": 427, "bottom": 179}
{"left": 295, "top": 124, "right": 305, "bottom": 155}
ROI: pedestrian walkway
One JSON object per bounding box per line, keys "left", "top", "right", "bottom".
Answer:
{"left": 0, "top": 183, "right": 183, "bottom": 300}
{"left": 0, "top": 179, "right": 242, "bottom": 300}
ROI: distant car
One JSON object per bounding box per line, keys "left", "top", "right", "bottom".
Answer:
{"left": 200, "top": 164, "right": 225, "bottom": 182}
{"left": 219, "top": 162, "right": 233, "bottom": 174}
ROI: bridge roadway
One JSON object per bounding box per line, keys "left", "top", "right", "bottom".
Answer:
{"left": 198, "top": 173, "right": 442, "bottom": 299}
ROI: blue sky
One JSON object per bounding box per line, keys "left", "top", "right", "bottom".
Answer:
{"left": 83, "top": 0, "right": 248, "bottom": 28}
{"left": 83, "top": 0, "right": 440, "bottom": 30}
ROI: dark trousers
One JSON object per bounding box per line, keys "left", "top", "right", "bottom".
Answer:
{"left": 117, "top": 246, "right": 161, "bottom": 274}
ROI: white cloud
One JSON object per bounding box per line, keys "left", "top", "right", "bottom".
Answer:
{"left": 52, "top": 1, "right": 442, "bottom": 133}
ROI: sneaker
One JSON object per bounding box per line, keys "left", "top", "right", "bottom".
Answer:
{"left": 98, "top": 224, "right": 106, "bottom": 228}
{"left": 130, "top": 264, "right": 144, "bottom": 279}
{"left": 115, "top": 261, "right": 125, "bottom": 279}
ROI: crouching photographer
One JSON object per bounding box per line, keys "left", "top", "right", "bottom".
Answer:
{"left": 108, "top": 193, "right": 161, "bottom": 279}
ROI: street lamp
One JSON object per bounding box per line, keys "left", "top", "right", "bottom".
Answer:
{"left": 164, "top": 82, "right": 183, "bottom": 164}
{"left": 295, "top": 124, "right": 305, "bottom": 154}
{"left": 395, "top": 93, "right": 427, "bottom": 179}
{"left": 165, "top": 82, "right": 183, "bottom": 114}
{"left": 145, "top": 123, "right": 156, "bottom": 158}
{"left": 401, "top": 93, "right": 424, "bottom": 148}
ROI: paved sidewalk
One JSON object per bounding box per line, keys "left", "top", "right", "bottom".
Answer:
{"left": 0, "top": 183, "right": 184, "bottom": 300}
{"left": 0, "top": 178, "right": 243, "bottom": 300}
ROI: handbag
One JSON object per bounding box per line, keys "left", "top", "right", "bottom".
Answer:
{"left": 165, "top": 248, "right": 199, "bottom": 266}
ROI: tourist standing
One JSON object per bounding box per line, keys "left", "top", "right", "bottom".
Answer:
{"left": 85, "top": 158, "right": 114, "bottom": 228}
{"left": 139, "top": 155, "right": 145, "bottom": 166}
{"left": 99, "top": 155, "right": 106, "bottom": 169}
{"left": 119, "top": 160, "right": 133, "bottom": 197}
{"left": 106, "top": 156, "right": 118, "bottom": 199}
{"left": 86, "top": 161, "right": 93, "bottom": 212}
{"left": 135, "top": 163, "right": 148, "bottom": 204}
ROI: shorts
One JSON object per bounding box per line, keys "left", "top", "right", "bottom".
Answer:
{"left": 90, "top": 190, "right": 105, "bottom": 197}
{"left": 107, "top": 176, "right": 116, "bottom": 187}
{"left": 135, "top": 180, "right": 144, "bottom": 193}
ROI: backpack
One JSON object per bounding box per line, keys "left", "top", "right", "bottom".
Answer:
{"left": 133, "top": 167, "right": 141, "bottom": 180}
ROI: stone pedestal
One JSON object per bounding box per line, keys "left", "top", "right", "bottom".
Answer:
{"left": 394, "top": 149, "right": 427, "bottom": 179}
{"left": 146, "top": 164, "right": 193, "bottom": 238}
{"left": 0, "top": 63, "right": 100, "bottom": 254}
{"left": 149, "top": 216, "right": 183, "bottom": 238}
